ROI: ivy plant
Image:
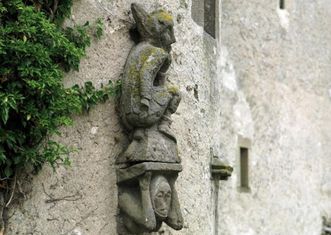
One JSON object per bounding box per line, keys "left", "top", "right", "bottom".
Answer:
{"left": 0, "top": 0, "right": 119, "bottom": 182}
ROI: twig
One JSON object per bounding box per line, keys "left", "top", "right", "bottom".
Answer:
{"left": 5, "top": 173, "right": 17, "bottom": 208}
{"left": 0, "top": 192, "right": 5, "bottom": 234}
{"left": 45, "top": 193, "right": 82, "bottom": 203}
{"left": 42, "top": 183, "right": 82, "bottom": 204}
{"left": 44, "top": 0, "right": 54, "bottom": 21}
{"left": 52, "top": 0, "right": 59, "bottom": 20}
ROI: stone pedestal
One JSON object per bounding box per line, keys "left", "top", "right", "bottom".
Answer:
{"left": 116, "top": 126, "right": 181, "bottom": 164}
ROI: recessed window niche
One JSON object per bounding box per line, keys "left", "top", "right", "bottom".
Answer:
{"left": 204, "top": 0, "right": 216, "bottom": 38}
{"left": 280, "top": 0, "right": 285, "bottom": 9}
{"left": 191, "top": 0, "right": 218, "bottom": 38}
{"left": 240, "top": 147, "right": 249, "bottom": 189}
{"left": 238, "top": 136, "right": 251, "bottom": 193}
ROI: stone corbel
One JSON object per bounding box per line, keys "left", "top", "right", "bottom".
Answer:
{"left": 210, "top": 157, "right": 233, "bottom": 181}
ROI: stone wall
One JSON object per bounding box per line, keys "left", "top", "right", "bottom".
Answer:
{"left": 5, "top": 0, "right": 331, "bottom": 235}
{"left": 217, "top": 1, "right": 331, "bottom": 234}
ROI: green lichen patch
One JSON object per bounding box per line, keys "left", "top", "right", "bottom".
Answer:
{"left": 154, "top": 10, "right": 174, "bottom": 24}
{"left": 167, "top": 85, "right": 179, "bottom": 95}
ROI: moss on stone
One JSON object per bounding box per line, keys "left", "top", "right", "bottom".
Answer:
{"left": 167, "top": 85, "right": 179, "bottom": 94}
{"left": 155, "top": 10, "right": 174, "bottom": 23}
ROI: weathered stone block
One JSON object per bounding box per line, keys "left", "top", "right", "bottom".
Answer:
{"left": 116, "top": 126, "right": 181, "bottom": 164}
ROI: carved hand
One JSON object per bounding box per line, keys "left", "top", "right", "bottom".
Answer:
{"left": 159, "top": 55, "right": 172, "bottom": 73}
{"left": 139, "top": 172, "right": 152, "bottom": 191}
{"left": 139, "top": 98, "right": 150, "bottom": 119}
{"left": 141, "top": 97, "right": 150, "bottom": 110}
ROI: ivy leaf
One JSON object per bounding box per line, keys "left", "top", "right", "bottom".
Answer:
{"left": 95, "top": 19, "right": 103, "bottom": 39}
{"left": 4, "top": 166, "right": 12, "bottom": 178}
{"left": 1, "top": 107, "right": 9, "bottom": 124}
{"left": 0, "top": 147, "right": 6, "bottom": 164}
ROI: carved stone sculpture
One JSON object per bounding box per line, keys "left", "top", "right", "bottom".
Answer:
{"left": 116, "top": 3, "right": 183, "bottom": 234}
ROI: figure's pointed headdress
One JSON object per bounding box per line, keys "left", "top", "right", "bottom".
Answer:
{"left": 131, "top": 3, "right": 151, "bottom": 38}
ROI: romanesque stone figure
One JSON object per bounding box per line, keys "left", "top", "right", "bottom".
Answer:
{"left": 116, "top": 3, "right": 183, "bottom": 234}
{"left": 119, "top": 3, "right": 181, "bottom": 143}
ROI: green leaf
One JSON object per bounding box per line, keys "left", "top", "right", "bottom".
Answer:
{"left": 4, "top": 166, "right": 13, "bottom": 178}
{"left": 95, "top": 18, "right": 103, "bottom": 39}
{"left": 1, "top": 107, "right": 9, "bottom": 124}
{"left": 0, "top": 148, "right": 6, "bottom": 164}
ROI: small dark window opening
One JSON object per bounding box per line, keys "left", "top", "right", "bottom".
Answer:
{"left": 280, "top": 0, "right": 285, "bottom": 9}
{"left": 204, "top": 0, "right": 216, "bottom": 38}
{"left": 240, "top": 147, "right": 249, "bottom": 189}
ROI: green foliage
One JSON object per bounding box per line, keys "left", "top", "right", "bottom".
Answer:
{"left": 95, "top": 18, "right": 104, "bottom": 39}
{"left": 0, "top": 0, "right": 119, "bottom": 180}
{"left": 24, "top": 0, "right": 73, "bottom": 25}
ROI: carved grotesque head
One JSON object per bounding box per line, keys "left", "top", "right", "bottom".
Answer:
{"left": 131, "top": 3, "right": 176, "bottom": 49}
{"left": 150, "top": 175, "right": 172, "bottom": 219}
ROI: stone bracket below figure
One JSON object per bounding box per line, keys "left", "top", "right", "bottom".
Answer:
{"left": 117, "top": 162, "right": 182, "bottom": 184}
{"left": 116, "top": 162, "right": 184, "bottom": 234}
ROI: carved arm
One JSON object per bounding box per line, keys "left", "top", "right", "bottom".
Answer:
{"left": 118, "top": 172, "right": 156, "bottom": 231}
{"left": 165, "top": 174, "right": 184, "bottom": 230}
{"left": 139, "top": 172, "right": 157, "bottom": 230}
{"left": 140, "top": 49, "right": 169, "bottom": 107}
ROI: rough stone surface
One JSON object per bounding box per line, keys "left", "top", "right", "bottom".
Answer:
{"left": 4, "top": 0, "right": 331, "bottom": 235}
{"left": 217, "top": 1, "right": 331, "bottom": 235}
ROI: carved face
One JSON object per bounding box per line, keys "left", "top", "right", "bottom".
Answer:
{"left": 151, "top": 176, "right": 172, "bottom": 219}
{"left": 154, "top": 12, "right": 176, "bottom": 50}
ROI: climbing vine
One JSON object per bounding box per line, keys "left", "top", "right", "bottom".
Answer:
{"left": 0, "top": 0, "right": 119, "bottom": 192}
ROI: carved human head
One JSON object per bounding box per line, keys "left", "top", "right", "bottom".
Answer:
{"left": 131, "top": 3, "right": 176, "bottom": 49}
{"left": 150, "top": 175, "right": 172, "bottom": 219}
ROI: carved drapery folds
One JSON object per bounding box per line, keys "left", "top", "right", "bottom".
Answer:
{"left": 116, "top": 3, "right": 183, "bottom": 234}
